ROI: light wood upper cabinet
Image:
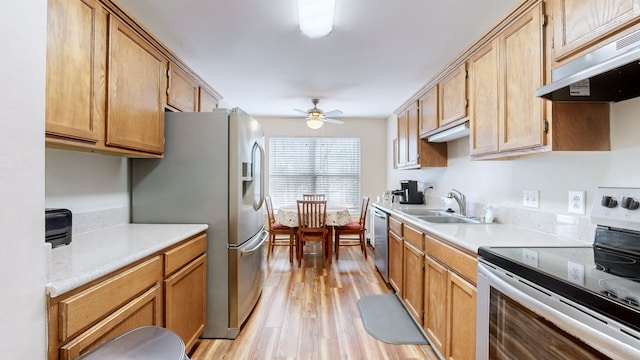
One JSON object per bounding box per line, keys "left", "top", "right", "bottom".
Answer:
{"left": 469, "top": 39, "right": 499, "bottom": 156}
{"left": 199, "top": 88, "right": 219, "bottom": 112}
{"left": 438, "top": 64, "right": 468, "bottom": 127}
{"left": 106, "top": 17, "right": 166, "bottom": 154}
{"left": 468, "top": 3, "right": 611, "bottom": 159}
{"left": 167, "top": 62, "right": 199, "bottom": 112}
{"left": 498, "top": 4, "right": 545, "bottom": 152}
{"left": 46, "top": 0, "right": 105, "bottom": 143}
{"left": 419, "top": 85, "right": 438, "bottom": 135}
{"left": 551, "top": 0, "right": 640, "bottom": 62}
{"left": 396, "top": 102, "right": 447, "bottom": 169}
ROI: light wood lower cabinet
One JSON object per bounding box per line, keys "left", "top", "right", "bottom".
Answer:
{"left": 424, "top": 256, "right": 448, "bottom": 355}
{"left": 48, "top": 232, "right": 207, "bottom": 360}
{"left": 388, "top": 228, "right": 404, "bottom": 296}
{"left": 447, "top": 271, "right": 476, "bottom": 360}
{"left": 403, "top": 240, "right": 425, "bottom": 325}
{"left": 387, "top": 215, "right": 477, "bottom": 360}
{"left": 425, "top": 235, "right": 477, "bottom": 360}
{"left": 164, "top": 233, "right": 208, "bottom": 353}
{"left": 60, "top": 284, "right": 163, "bottom": 360}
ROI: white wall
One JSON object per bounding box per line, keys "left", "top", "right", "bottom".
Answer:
{"left": 0, "top": 2, "right": 48, "bottom": 359}
{"left": 256, "top": 117, "right": 388, "bottom": 202}
{"left": 45, "top": 149, "right": 129, "bottom": 214}
{"left": 387, "top": 97, "right": 640, "bottom": 217}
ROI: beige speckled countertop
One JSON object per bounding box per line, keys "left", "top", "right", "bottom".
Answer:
{"left": 373, "top": 203, "right": 591, "bottom": 255}
{"left": 46, "top": 223, "right": 208, "bottom": 298}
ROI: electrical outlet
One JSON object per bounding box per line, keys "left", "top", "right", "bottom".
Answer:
{"left": 522, "top": 249, "right": 539, "bottom": 267}
{"left": 567, "top": 261, "right": 585, "bottom": 285}
{"left": 522, "top": 190, "right": 539, "bottom": 208}
{"left": 568, "top": 190, "right": 586, "bottom": 215}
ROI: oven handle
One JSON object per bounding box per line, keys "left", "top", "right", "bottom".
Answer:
{"left": 477, "top": 262, "right": 640, "bottom": 360}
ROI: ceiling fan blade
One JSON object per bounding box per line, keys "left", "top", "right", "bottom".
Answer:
{"left": 324, "top": 118, "right": 345, "bottom": 125}
{"left": 324, "top": 110, "right": 343, "bottom": 117}
{"left": 293, "top": 109, "right": 308, "bottom": 115}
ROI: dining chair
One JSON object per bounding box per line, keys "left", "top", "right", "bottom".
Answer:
{"left": 334, "top": 196, "right": 369, "bottom": 260}
{"left": 302, "top": 194, "right": 325, "bottom": 200}
{"left": 265, "top": 196, "right": 295, "bottom": 262}
{"left": 296, "top": 199, "right": 329, "bottom": 267}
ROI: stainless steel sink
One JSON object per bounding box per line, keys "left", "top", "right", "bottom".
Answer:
{"left": 414, "top": 215, "right": 484, "bottom": 224}
{"left": 399, "top": 209, "right": 448, "bottom": 216}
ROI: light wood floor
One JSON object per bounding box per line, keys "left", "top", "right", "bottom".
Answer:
{"left": 189, "top": 242, "right": 439, "bottom": 360}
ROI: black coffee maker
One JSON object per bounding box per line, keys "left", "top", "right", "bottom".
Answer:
{"left": 393, "top": 180, "right": 424, "bottom": 204}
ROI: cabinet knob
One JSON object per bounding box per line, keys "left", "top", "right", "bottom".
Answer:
{"left": 601, "top": 196, "right": 618, "bottom": 208}
{"left": 621, "top": 197, "right": 640, "bottom": 210}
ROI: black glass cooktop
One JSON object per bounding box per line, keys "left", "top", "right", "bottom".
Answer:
{"left": 478, "top": 245, "right": 640, "bottom": 334}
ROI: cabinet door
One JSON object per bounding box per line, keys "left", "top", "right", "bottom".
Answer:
{"left": 552, "top": 0, "right": 640, "bottom": 61}
{"left": 438, "top": 63, "right": 467, "bottom": 126}
{"left": 406, "top": 102, "right": 420, "bottom": 167}
{"left": 498, "top": 4, "right": 545, "bottom": 152}
{"left": 388, "top": 230, "right": 404, "bottom": 296}
{"left": 165, "top": 254, "right": 207, "bottom": 353}
{"left": 46, "top": 0, "right": 105, "bottom": 143}
{"left": 419, "top": 85, "right": 438, "bottom": 135}
{"left": 107, "top": 17, "right": 166, "bottom": 154}
{"left": 424, "top": 256, "right": 447, "bottom": 356}
{"left": 167, "top": 62, "right": 199, "bottom": 112}
{"left": 403, "top": 241, "right": 424, "bottom": 326}
{"left": 446, "top": 271, "right": 476, "bottom": 360}
{"left": 468, "top": 39, "right": 499, "bottom": 156}
{"left": 199, "top": 88, "right": 219, "bottom": 112}
{"left": 396, "top": 110, "right": 408, "bottom": 168}
{"left": 60, "top": 284, "right": 163, "bottom": 360}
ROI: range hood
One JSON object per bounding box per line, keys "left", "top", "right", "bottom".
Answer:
{"left": 536, "top": 28, "right": 640, "bottom": 102}
{"left": 427, "top": 122, "right": 469, "bottom": 142}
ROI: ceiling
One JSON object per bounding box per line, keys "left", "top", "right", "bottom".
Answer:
{"left": 116, "top": 0, "right": 519, "bottom": 119}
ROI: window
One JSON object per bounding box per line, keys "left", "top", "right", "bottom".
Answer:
{"left": 269, "top": 137, "right": 361, "bottom": 210}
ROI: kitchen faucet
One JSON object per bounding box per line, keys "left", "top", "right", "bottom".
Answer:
{"left": 447, "top": 189, "right": 466, "bottom": 217}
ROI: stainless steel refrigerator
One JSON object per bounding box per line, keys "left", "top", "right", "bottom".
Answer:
{"left": 131, "top": 108, "right": 267, "bottom": 339}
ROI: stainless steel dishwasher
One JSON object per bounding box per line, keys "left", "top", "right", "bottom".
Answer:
{"left": 373, "top": 208, "right": 389, "bottom": 283}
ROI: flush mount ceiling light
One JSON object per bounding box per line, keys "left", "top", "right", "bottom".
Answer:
{"left": 297, "top": 0, "right": 336, "bottom": 39}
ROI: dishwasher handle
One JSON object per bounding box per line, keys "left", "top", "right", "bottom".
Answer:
{"left": 373, "top": 209, "right": 388, "bottom": 219}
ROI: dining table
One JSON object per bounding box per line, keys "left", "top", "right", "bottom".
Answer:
{"left": 275, "top": 204, "right": 352, "bottom": 262}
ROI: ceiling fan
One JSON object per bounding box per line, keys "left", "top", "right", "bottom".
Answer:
{"left": 293, "top": 98, "right": 345, "bottom": 129}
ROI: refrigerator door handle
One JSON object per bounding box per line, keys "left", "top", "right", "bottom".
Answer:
{"left": 251, "top": 141, "right": 265, "bottom": 211}
{"left": 241, "top": 230, "right": 269, "bottom": 256}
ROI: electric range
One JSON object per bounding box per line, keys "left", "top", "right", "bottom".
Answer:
{"left": 479, "top": 187, "right": 640, "bottom": 337}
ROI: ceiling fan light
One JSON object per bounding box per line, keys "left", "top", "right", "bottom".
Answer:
{"left": 298, "top": 0, "right": 335, "bottom": 39}
{"left": 306, "top": 119, "right": 324, "bottom": 129}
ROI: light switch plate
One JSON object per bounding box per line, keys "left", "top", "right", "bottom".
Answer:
{"left": 568, "top": 190, "right": 586, "bottom": 215}
{"left": 523, "top": 190, "right": 539, "bottom": 208}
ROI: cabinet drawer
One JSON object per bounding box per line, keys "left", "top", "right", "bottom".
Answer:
{"left": 425, "top": 236, "right": 477, "bottom": 285}
{"left": 59, "top": 284, "right": 163, "bottom": 360}
{"left": 58, "top": 256, "right": 162, "bottom": 342}
{"left": 389, "top": 216, "right": 403, "bottom": 236}
{"left": 164, "top": 232, "right": 207, "bottom": 276}
{"left": 404, "top": 224, "right": 424, "bottom": 250}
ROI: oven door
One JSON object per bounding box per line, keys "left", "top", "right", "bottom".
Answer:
{"left": 476, "top": 262, "right": 640, "bottom": 360}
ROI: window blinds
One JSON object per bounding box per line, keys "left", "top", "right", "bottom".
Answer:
{"left": 269, "top": 137, "right": 361, "bottom": 210}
